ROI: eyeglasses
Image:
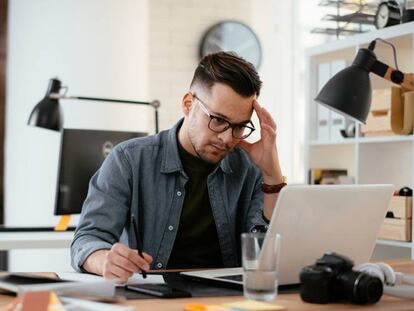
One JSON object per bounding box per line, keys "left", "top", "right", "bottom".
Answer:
{"left": 192, "top": 94, "right": 255, "bottom": 139}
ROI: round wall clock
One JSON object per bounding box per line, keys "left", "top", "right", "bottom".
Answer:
{"left": 199, "top": 21, "right": 262, "bottom": 69}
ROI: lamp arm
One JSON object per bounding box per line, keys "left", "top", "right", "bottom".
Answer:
{"left": 371, "top": 60, "right": 414, "bottom": 91}
{"left": 49, "top": 93, "right": 161, "bottom": 133}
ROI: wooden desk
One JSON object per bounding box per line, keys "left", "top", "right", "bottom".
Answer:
{"left": 1, "top": 259, "right": 414, "bottom": 310}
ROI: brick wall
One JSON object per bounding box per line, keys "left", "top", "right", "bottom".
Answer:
{"left": 148, "top": 0, "right": 253, "bottom": 130}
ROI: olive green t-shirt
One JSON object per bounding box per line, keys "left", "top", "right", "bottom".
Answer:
{"left": 167, "top": 140, "right": 223, "bottom": 269}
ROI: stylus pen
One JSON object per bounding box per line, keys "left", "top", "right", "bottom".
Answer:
{"left": 131, "top": 214, "right": 147, "bottom": 279}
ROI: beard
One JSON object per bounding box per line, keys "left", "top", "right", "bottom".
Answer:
{"left": 187, "top": 127, "right": 231, "bottom": 164}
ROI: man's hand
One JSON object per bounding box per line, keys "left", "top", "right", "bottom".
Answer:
{"left": 238, "top": 100, "right": 283, "bottom": 184}
{"left": 83, "top": 243, "right": 153, "bottom": 284}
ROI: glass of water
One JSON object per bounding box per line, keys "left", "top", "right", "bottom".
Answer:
{"left": 242, "top": 232, "right": 281, "bottom": 301}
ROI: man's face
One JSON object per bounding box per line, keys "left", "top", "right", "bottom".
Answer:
{"left": 184, "top": 83, "right": 255, "bottom": 164}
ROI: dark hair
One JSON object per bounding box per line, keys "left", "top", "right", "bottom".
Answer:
{"left": 190, "top": 52, "right": 262, "bottom": 97}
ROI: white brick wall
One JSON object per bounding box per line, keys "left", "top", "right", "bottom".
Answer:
{"left": 148, "top": 0, "right": 253, "bottom": 130}
{"left": 146, "top": 0, "right": 300, "bottom": 182}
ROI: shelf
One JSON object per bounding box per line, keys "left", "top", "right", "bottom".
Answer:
{"left": 376, "top": 239, "right": 412, "bottom": 248}
{"left": 306, "top": 24, "right": 414, "bottom": 259}
{"left": 307, "top": 22, "right": 414, "bottom": 56}
{"left": 309, "top": 139, "right": 356, "bottom": 146}
{"left": 358, "top": 136, "right": 413, "bottom": 144}
{"left": 309, "top": 136, "right": 414, "bottom": 146}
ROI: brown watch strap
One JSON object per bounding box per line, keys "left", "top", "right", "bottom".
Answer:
{"left": 262, "top": 182, "right": 287, "bottom": 194}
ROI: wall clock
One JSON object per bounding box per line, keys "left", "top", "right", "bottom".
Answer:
{"left": 199, "top": 21, "right": 262, "bottom": 69}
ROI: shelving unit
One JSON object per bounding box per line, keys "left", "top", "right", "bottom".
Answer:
{"left": 305, "top": 22, "right": 414, "bottom": 260}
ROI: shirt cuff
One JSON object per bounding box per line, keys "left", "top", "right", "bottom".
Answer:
{"left": 71, "top": 240, "right": 112, "bottom": 273}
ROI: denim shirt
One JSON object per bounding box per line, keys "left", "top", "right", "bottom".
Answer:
{"left": 70, "top": 119, "right": 268, "bottom": 272}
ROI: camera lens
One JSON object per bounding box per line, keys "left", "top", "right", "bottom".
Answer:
{"left": 337, "top": 271, "right": 383, "bottom": 304}
{"left": 354, "top": 273, "right": 383, "bottom": 304}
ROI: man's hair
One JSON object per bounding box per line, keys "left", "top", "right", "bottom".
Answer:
{"left": 190, "top": 52, "right": 262, "bottom": 97}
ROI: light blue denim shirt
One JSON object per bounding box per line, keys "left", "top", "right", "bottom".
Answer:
{"left": 71, "top": 119, "right": 268, "bottom": 272}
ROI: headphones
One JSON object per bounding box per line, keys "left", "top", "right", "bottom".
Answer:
{"left": 357, "top": 262, "right": 414, "bottom": 299}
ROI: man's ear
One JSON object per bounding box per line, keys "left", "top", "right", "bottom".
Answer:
{"left": 182, "top": 92, "right": 194, "bottom": 117}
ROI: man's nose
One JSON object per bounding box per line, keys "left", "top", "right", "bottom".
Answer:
{"left": 217, "top": 127, "right": 234, "bottom": 145}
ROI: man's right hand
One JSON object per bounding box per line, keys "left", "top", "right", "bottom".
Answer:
{"left": 82, "top": 243, "right": 153, "bottom": 284}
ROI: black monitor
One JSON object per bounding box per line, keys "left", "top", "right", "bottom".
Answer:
{"left": 54, "top": 128, "right": 146, "bottom": 215}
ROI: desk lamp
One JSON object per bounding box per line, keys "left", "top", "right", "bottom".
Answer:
{"left": 28, "top": 78, "right": 160, "bottom": 230}
{"left": 315, "top": 38, "right": 414, "bottom": 123}
{"left": 28, "top": 78, "right": 160, "bottom": 133}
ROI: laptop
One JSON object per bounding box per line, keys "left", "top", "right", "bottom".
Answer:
{"left": 181, "top": 184, "right": 394, "bottom": 287}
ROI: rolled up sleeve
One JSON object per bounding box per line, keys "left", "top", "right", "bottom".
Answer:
{"left": 70, "top": 145, "right": 132, "bottom": 272}
{"left": 245, "top": 170, "right": 269, "bottom": 233}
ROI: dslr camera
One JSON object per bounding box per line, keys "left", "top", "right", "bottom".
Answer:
{"left": 299, "top": 252, "right": 383, "bottom": 304}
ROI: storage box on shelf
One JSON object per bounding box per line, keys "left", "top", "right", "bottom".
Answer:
{"left": 379, "top": 196, "right": 412, "bottom": 242}
{"left": 361, "top": 87, "right": 414, "bottom": 137}
{"left": 305, "top": 22, "right": 414, "bottom": 259}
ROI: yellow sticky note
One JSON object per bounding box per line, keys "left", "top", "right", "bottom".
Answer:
{"left": 48, "top": 292, "right": 65, "bottom": 311}
{"left": 184, "top": 303, "right": 228, "bottom": 311}
{"left": 221, "top": 300, "right": 285, "bottom": 311}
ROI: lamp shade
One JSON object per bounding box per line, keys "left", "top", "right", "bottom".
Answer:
{"left": 28, "top": 78, "right": 63, "bottom": 131}
{"left": 315, "top": 66, "right": 372, "bottom": 124}
{"left": 314, "top": 48, "right": 380, "bottom": 124}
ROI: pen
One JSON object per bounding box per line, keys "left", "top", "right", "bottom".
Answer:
{"left": 131, "top": 214, "right": 147, "bottom": 279}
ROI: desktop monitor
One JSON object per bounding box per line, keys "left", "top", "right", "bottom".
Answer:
{"left": 54, "top": 129, "right": 146, "bottom": 215}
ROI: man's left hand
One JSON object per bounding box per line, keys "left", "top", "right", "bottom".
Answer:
{"left": 238, "top": 100, "right": 283, "bottom": 184}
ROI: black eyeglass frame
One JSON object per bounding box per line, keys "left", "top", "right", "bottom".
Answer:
{"left": 192, "top": 93, "right": 256, "bottom": 139}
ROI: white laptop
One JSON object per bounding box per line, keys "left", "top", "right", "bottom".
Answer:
{"left": 181, "top": 184, "right": 394, "bottom": 287}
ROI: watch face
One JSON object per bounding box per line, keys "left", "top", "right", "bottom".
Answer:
{"left": 200, "top": 21, "right": 262, "bottom": 69}
{"left": 376, "top": 3, "right": 390, "bottom": 28}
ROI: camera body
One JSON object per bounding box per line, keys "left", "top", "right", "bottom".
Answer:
{"left": 300, "top": 252, "right": 383, "bottom": 304}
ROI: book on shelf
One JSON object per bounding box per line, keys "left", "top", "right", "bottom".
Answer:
{"left": 309, "top": 169, "right": 354, "bottom": 185}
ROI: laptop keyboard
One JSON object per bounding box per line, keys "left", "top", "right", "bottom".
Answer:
{"left": 217, "top": 274, "right": 243, "bottom": 282}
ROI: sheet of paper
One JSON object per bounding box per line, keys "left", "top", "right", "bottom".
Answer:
{"left": 61, "top": 297, "right": 134, "bottom": 311}
{"left": 57, "top": 272, "right": 165, "bottom": 287}
{"left": 222, "top": 300, "right": 285, "bottom": 311}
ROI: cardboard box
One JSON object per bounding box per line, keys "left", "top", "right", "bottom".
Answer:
{"left": 378, "top": 196, "right": 412, "bottom": 241}
{"left": 378, "top": 218, "right": 412, "bottom": 242}
{"left": 362, "top": 88, "right": 394, "bottom": 136}
{"left": 387, "top": 196, "right": 412, "bottom": 219}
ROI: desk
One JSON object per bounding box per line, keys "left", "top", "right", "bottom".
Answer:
{"left": 0, "top": 259, "right": 413, "bottom": 310}
{"left": 0, "top": 230, "right": 74, "bottom": 250}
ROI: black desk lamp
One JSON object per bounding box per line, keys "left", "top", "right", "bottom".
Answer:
{"left": 315, "top": 39, "right": 414, "bottom": 124}
{"left": 28, "top": 78, "right": 161, "bottom": 133}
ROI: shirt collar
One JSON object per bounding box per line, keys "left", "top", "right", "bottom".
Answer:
{"left": 160, "top": 118, "right": 233, "bottom": 174}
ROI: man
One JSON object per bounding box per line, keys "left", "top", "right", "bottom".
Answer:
{"left": 71, "top": 52, "right": 285, "bottom": 283}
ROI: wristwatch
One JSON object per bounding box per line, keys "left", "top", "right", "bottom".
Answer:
{"left": 262, "top": 176, "right": 287, "bottom": 194}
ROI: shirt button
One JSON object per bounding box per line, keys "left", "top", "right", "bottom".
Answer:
{"left": 176, "top": 191, "right": 182, "bottom": 196}
{"left": 156, "top": 262, "right": 163, "bottom": 269}
{"left": 168, "top": 225, "right": 174, "bottom": 231}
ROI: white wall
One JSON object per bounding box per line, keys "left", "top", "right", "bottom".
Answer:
{"left": 5, "top": 0, "right": 329, "bottom": 271}
{"left": 148, "top": 0, "right": 254, "bottom": 129}
{"left": 6, "top": 0, "right": 149, "bottom": 271}
{"left": 148, "top": 0, "right": 298, "bottom": 181}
